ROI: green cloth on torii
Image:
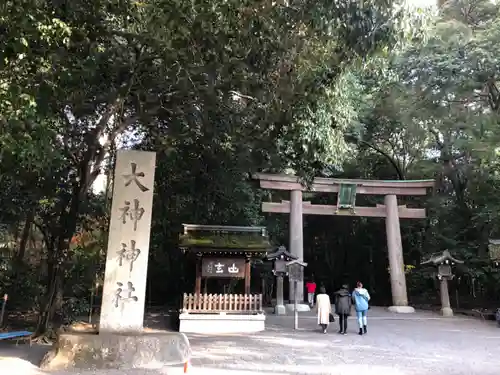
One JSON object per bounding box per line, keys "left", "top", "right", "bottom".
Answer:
{"left": 337, "top": 183, "right": 357, "bottom": 209}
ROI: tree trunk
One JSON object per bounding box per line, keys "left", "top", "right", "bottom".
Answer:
{"left": 34, "top": 185, "right": 83, "bottom": 337}
{"left": 9, "top": 211, "right": 35, "bottom": 297}
{"left": 16, "top": 210, "right": 34, "bottom": 264}
{"left": 34, "top": 256, "right": 61, "bottom": 336}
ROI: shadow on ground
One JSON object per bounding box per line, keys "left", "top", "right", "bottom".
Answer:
{"left": 0, "top": 341, "right": 49, "bottom": 365}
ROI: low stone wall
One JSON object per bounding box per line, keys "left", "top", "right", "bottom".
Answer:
{"left": 179, "top": 313, "right": 265, "bottom": 334}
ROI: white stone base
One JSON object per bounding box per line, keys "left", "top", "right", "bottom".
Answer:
{"left": 179, "top": 313, "right": 265, "bottom": 334}
{"left": 441, "top": 307, "right": 453, "bottom": 317}
{"left": 285, "top": 303, "right": 311, "bottom": 312}
{"left": 275, "top": 304, "right": 286, "bottom": 315}
{"left": 387, "top": 305, "right": 415, "bottom": 314}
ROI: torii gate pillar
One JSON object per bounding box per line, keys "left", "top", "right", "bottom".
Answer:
{"left": 385, "top": 194, "right": 413, "bottom": 313}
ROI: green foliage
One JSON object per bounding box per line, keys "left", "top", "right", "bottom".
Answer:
{"left": 61, "top": 297, "right": 91, "bottom": 324}
{"left": 0, "top": 1, "right": 71, "bottom": 123}
{"left": 0, "top": 259, "right": 44, "bottom": 311}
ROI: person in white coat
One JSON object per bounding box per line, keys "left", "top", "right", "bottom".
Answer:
{"left": 316, "top": 286, "right": 332, "bottom": 334}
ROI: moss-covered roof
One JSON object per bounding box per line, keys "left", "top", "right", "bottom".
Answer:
{"left": 179, "top": 233, "right": 271, "bottom": 249}
{"left": 179, "top": 224, "right": 272, "bottom": 252}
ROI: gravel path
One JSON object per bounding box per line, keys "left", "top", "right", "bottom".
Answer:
{"left": 187, "top": 307, "right": 500, "bottom": 375}
{"left": 1, "top": 307, "right": 499, "bottom": 375}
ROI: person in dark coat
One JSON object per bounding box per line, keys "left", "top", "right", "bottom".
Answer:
{"left": 334, "top": 284, "right": 351, "bottom": 335}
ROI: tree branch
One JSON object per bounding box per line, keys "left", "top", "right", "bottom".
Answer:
{"left": 428, "top": 127, "right": 444, "bottom": 149}
{"left": 358, "top": 139, "right": 405, "bottom": 180}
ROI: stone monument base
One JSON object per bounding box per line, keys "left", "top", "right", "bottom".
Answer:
{"left": 179, "top": 313, "right": 265, "bottom": 334}
{"left": 387, "top": 305, "right": 415, "bottom": 314}
{"left": 285, "top": 303, "right": 311, "bottom": 312}
{"left": 40, "top": 330, "right": 191, "bottom": 371}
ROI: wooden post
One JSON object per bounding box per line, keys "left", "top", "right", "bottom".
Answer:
{"left": 195, "top": 257, "right": 202, "bottom": 295}
{"left": 289, "top": 189, "right": 304, "bottom": 302}
{"left": 293, "top": 280, "right": 298, "bottom": 330}
{"left": 0, "top": 294, "right": 7, "bottom": 326}
{"left": 89, "top": 285, "right": 95, "bottom": 323}
{"left": 244, "top": 258, "right": 251, "bottom": 294}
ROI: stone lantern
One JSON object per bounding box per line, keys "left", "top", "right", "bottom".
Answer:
{"left": 266, "top": 246, "right": 297, "bottom": 315}
{"left": 488, "top": 240, "right": 500, "bottom": 326}
{"left": 421, "top": 250, "right": 463, "bottom": 317}
{"left": 488, "top": 239, "right": 500, "bottom": 267}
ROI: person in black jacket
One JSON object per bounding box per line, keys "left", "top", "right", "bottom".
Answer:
{"left": 334, "top": 284, "right": 352, "bottom": 335}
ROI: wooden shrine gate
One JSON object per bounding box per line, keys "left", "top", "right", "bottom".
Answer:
{"left": 254, "top": 173, "right": 434, "bottom": 313}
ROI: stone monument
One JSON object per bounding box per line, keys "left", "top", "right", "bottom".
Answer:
{"left": 41, "top": 150, "right": 191, "bottom": 371}
{"left": 99, "top": 151, "right": 155, "bottom": 332}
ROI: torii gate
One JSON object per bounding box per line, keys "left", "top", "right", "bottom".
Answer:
{"left": 254, "top": 173, "right": 435, "bottom": 313}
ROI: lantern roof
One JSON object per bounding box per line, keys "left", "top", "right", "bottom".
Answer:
{"left": 286, "top": 259, "right": 308, "bottom": 268}
{"left": 266, "top": 245, "right": 297, "bottom": 261}
{"left": 420, "top": 250, "right": 464, "bottom": 266}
